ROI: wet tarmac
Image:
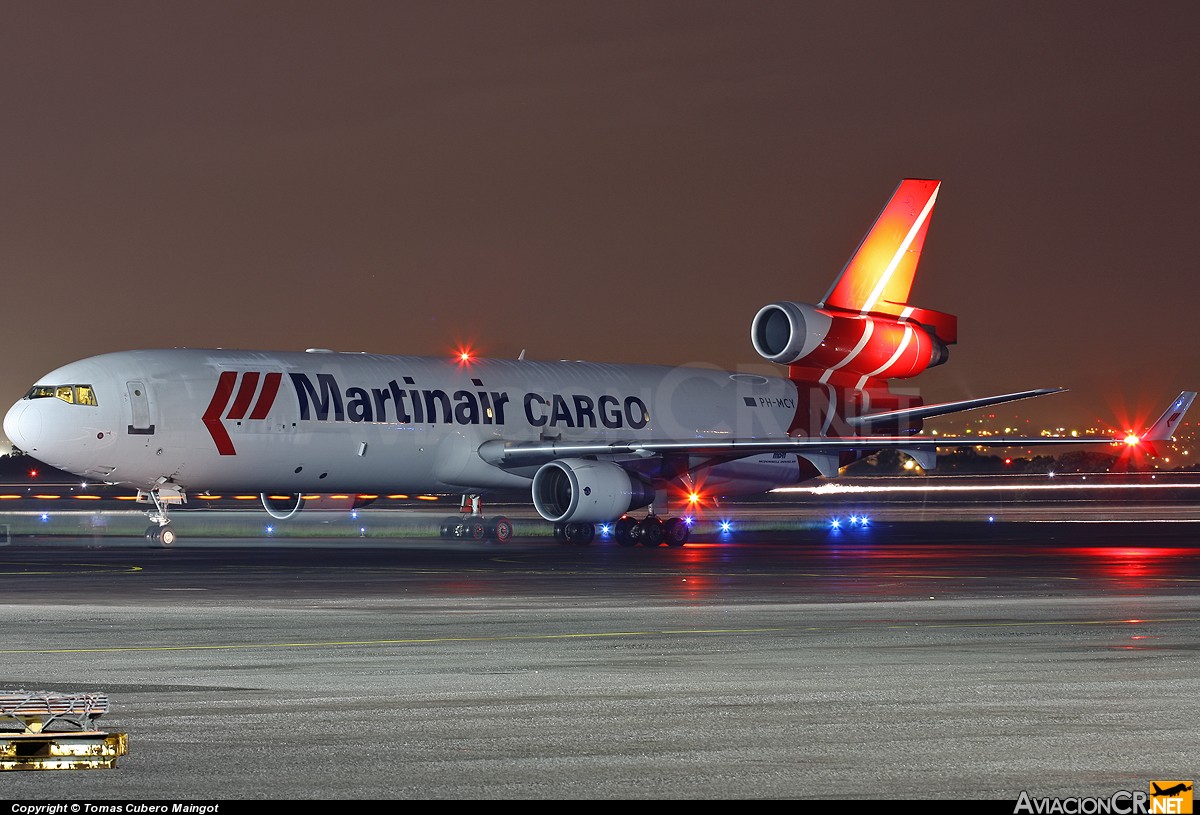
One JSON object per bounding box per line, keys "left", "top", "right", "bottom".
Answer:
{"left": 0, "top": 509, "right": 1197, "bottom": 801}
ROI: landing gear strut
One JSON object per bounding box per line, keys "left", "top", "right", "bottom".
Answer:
{"left": 438, "top": 494, "right": 513, "bottom": 543}
{"left": 138, "top": 483, "right": 186, "bottom": 548}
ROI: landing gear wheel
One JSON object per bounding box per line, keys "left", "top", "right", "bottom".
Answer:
{"left": 564, "top": 522, "right": 595, "bottom": 546}
{"left": 439, "top": 517, "right": 462, "bottom": 538}
{"left": 146, "top": 525, "right": 176, "bottom": 548}
{"left": 465, "top": 519, "right": 488, "bottom": 540}
{"left": 663, "top": 517, "right": 689, "bottom": 547}
{"left": 638, "top": 517, "right": 664, "bottom": 547}
{"left": 489, "top": 516, "right": 513, "bottom": 543}
{"left": 553, "top": 522, "right": 569, "bottom": 544}
{"left": 614, "top": 516, "right": 638, "bottom": 547}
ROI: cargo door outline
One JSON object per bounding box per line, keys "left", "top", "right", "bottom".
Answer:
{"left": 127, "top": 381, "right": 155, "bottom": 435}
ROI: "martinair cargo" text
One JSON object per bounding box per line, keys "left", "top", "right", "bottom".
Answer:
{"left": 289, "top": 373, "right": 651, "bottom": 430}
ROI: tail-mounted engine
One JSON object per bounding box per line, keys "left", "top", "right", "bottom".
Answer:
{"left": 750, "top": 301, "right": 951, "bottom": 385}
{"left": 532, "top": 459, "right": 655, "bottom": 524}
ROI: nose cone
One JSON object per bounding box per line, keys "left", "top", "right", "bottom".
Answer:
{"left": 3, "top": 399, "right": 37, "bottom": 452}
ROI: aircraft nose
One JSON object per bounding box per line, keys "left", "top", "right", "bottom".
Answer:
{"left": 3, "top": 399, "right": 38, "bottom": 452}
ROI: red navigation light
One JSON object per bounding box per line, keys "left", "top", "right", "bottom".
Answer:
{"left": 454, "top": 344, "right": 476, "bottom": 365}
{"left": 28, "top": 469, "right": 37, "bottom": 478}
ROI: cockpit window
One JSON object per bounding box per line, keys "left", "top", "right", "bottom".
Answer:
{"left": 25, "top": 385, "right": 98, "bottom": 406}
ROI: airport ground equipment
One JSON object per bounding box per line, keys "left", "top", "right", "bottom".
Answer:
{"left": 0, "top": 690, "right": 127, "bottom": 770}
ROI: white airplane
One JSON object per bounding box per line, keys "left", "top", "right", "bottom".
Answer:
{"left": 4, "top": 179, "right": 1194, "bottom": 547}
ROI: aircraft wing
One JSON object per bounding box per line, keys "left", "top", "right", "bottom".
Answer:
{"left": 480, "top": 391, "right": 1196, "bottom": 468}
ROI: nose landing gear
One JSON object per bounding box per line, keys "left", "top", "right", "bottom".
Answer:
{"left": 138, "top": 483, "right": 186, "bottom": 548}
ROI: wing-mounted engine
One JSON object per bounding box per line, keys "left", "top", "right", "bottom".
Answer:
{"left": 531, "top": 459, "right": 655, "bottom": 524}
{"left": 750, "top": 301, "right": 950, "bottom": 386}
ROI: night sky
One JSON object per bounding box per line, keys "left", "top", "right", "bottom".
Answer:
{"left": 2, "top": 3, "right": 1197, "bottom": 436}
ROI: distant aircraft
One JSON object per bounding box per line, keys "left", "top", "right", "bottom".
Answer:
{"left": 3, "top": 179, "right": 1194, "bottom": 547}
{"left": 1152, "top": 783, "right": 1193, "bottom": 797}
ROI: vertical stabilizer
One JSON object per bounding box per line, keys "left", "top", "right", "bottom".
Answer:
{"left": 820, "top": 178, "right": 940, "bottom": 317}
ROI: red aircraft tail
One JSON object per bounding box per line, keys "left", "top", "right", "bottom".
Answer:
{"left": 750, "top": 179, "right": 958, "bottom": 391}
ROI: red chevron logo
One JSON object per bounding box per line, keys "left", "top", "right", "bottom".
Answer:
{"left": 202, "top": 371, "right": 282, "bottom": 455}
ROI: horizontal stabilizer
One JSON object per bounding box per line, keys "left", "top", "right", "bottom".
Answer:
{"left": 846, "top": 388, "right": 1066, "bottom": 428}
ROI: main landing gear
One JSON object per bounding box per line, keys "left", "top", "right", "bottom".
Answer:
{"left": 438, "top": 495, "right": 514, "bottom": 543}
{"left": 555, "top": 513, "right": 690, "bottom": 547}
{"left": 138, "top": 483, "right": 186, "bottom": 548}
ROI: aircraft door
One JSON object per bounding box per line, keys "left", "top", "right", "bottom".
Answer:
{"left": 126, "top": 380, "right": 154, "bottom": 435}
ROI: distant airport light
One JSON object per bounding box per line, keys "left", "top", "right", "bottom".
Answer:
{"left": 718, "top": 520, "right": 733, "bottom": 533}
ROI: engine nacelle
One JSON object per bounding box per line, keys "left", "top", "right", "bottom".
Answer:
{"left": 750, "top": 301, "right": 948, "bottom": 380}
{"left": 531, "top": 459, "right": 655, "bottom": 524}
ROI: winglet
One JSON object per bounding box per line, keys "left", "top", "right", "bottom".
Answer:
{"left": 1141, "top": 391, "right": 1197, "bottom": 442}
